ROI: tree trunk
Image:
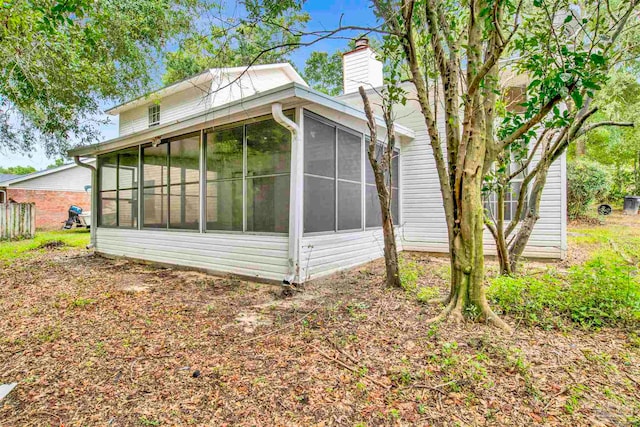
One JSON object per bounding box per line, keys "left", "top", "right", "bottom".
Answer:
{"left": 359, "top": 86, "right": 402, "bottom": 288}
{"left": 575, "top": 137, "right": 586, "bottom": 158}
{"left": 380, "top": 185, "right": 400, "bottom": 288}
{"left": 507, "top": 167, "right": 549, "bottom": 273}
{"left": 436, "top": 176, "right": 509, "bottom": 329}
{"left": 635, "top": 151, "right": 640, "bottom": 195}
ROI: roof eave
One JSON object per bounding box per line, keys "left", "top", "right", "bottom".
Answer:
{"left": 69, "top": 82, "right": 414, "bottom": 158}
{"left": 0, "top": 159, "right": 95, "bottom": 186}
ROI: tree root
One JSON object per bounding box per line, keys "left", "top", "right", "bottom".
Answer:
{"left": 425, "top": 297, "right": 455, "bottom": 324}
{"left": 426, "top": 296, "right": 450, "bottom": 305}
{"left": 426, "top": 299, "right": 512, "bottom": 332}
{"left": 482, "top": 306, "right": 512, "bottom": 332}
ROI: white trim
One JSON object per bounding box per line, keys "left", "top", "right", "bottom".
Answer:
{"left": 272, "top": 102, "right": 302, "bottom": 283}
{"left": 69, "top": 83, "right": 415, "bottom": 159}
{"left": 105, "top": 63, "right": 308, "bottom": 115}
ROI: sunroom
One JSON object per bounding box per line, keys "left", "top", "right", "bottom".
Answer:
{"left": 71, "top": 83, "right": 414, "bottom": 283}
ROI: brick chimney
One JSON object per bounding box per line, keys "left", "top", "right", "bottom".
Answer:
{"left": 342, "top": 37, "right": 383, "bottom": 94}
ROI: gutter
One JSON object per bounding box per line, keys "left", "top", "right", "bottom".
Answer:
{"left": 272, "top": 102, "right": 302, "bottom": 285}
{"left": 74, "top": 156, "right": 97, "bottom": 249}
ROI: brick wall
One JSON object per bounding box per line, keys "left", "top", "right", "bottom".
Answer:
{"left": 6, "top": 189, "right": 91, "bottom": 230}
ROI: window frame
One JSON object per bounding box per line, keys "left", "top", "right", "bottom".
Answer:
{"left": 302, "top": 110, "right": 401, "bottom": 237}
{"left": 148, "top": 104, "right": 160, "bottom": 127}
{"left": 303, "top": 111, "right": 365, "bottom": 236}
{"left": 363, "top": 138, "right": 401, "bottom": 230}
{"left": 483, "top": 156, "right": 527, "bottom": 223}
{"left": 203, "top": 112, "right": 294, "bottom": 235}
{"left": 140, "top": 131, "right": 201, "bottom": 232}
{"left": 97, "top": 150, "right": 139, "bottom": 229}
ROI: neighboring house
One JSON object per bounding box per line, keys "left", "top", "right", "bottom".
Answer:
{"left": 68, "top": 40, "right": 566, "bottom": 284}
{"left": 0, "top": 162, "right": 93, "bottom": 230}
{"left": 0, "top": 174, "right": 20, "bottom": 202}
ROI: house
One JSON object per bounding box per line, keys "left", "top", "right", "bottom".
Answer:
{"left": 0, "top": 162, "right": 93, "bottom": 230}
{"left": 68, "top": 40, "right": 567, "bottom": 284}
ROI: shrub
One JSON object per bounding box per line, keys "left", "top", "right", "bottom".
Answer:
{"left": 488, "top": 251, "right": 640, "bottom": 329}
{"left": 608, "top": 166, "right": 636, "bottom": 203}
{"left": 567, "top": 160, "right": 610, "bottom": 219}
{"left": 488, "top": 273, "right": 564, "bottom": 329}
{"left": 566, "top": 253, "right": 640, "bottom": 328}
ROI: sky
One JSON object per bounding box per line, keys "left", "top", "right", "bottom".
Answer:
{"left": 0, "top": 0, "right": 378, "bottom": 171}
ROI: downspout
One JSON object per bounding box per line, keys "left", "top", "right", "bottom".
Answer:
{"left": 272, "top": 103, "right": 302, "bottom": 285}
{"left": 74, "top": 156, "right": 97, "bottom": 249}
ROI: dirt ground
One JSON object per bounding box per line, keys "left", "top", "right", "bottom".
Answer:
{"left": 0, "top": 217, "right": 639, "bottom": 426}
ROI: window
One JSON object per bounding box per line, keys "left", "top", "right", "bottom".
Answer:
{"left": 142, "top": 132, "right": 201, "bottom": 230}
{"left": 246, "top": 118, "right": 291, "bottom": 233}
{"left": 303, "top": 112, "right": 400, "bottom": 234}
{"left": 96, "top": 113, "right": 293, "bottom": 234}
{"left": 169, "top": 134, "right": 200, "bottom": 229}
{"left": 365, "top": 141, "right": 400, "bottom": 228}
{"left": 303, "top": 115, "right": 365, "bottom": 233}
{"left": 205, "top": 115, "right": 292, "bottom": 233}
{"left": 98, "top": 149, "right": 139, "bottom": 228}
{"left": 304, "top": 116, "right": 337, "bottom": 233}
{"left": 206, "top": 126, "right": 243, "bottom": 231}
{"left": 143, "top": 144, "right": 168, "bottom": 228}
{"left": 149, "top": 104, "right": 160, "bottom": 127}
{"left": 337, "top": 129, "right": 362, "bottom": 230}
{"left": 484, "top": 158, "right": 526, "bottom": 222}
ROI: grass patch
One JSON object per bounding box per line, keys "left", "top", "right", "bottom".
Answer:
{"left": 489, "top": 249, "right": 640, "bottom": 329}
{"left": 399, "top": 256, "right": 440, "bottom": 303}
{"left": 0, "top": 229, "right": 89, "bottom": 263}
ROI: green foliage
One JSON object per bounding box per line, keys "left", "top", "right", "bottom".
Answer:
{"left": 570, "top": 71, "right": 640, "bottom": 196}
{"left": 0, "top": 0, "right": 200, "bottom": 156}
{"left": 488, "top": 251, "right": 640, "bottom": 329}
{"left": 567, "top": 160, "right": 611, "bottom": 219}
{"left": 399, "top": 257, "right": 423, "bottom": 290}
{"left": 399, "top": 257, "right": 440, "bottom": 303}
{"left": 303, "top": 51, "right": 343, "bottom": 96}
{"left": 566, "top": 254, "right": 640, "bottom": 327}
{"left": 71, "top": 297, "right": 96, "bottom": 308}
{"left": 0, "top": 165, "right": 36, "bottom": 175}
{"left": 162, "top": 7, "right": 309, "bottom": 85}
{"left": 46, "top": 158, "right": 66, "bottom": 169}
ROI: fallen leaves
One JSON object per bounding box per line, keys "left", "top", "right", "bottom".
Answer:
{"left": 0, "top": 248, "right": 638, "bottom": 426}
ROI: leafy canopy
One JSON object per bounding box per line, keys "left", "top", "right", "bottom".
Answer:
{"left": 163, "top": 3, "right": 309, "bottom": 85}
{"left": 0, "top": 0, "right": 200, "bottom": 157}
{"left": 303, "top": 51, "right": 343, "bottom": 96}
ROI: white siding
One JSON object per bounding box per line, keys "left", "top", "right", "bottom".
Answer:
{"left": 299, "top": 228, "right": 403, "bottom": 282}
{"left": 209, "top": 68, "right": 297, "bottom": 108}
{"left": 340, "top": 84, "right": 567, "bottom": 259}
{"left": 96, "top": 228, "right": 290, "bottom": 281}
{"left": 119, "top": 85, "right": 211, "bottom": 136}
{"left": 343, "top": 48, "right": 384, "bottom": 95}
{"left": 117, "top": 67, "right": 300, "bottom": 137}
{"left": 10, "top": 164, "right": 93, "bottom": 192}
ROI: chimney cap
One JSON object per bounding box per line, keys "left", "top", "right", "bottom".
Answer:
{"left": 355, "top": 37, "right": 369, "bottom": 49}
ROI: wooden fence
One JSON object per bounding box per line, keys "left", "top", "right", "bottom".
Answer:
{"left": 0, "top": 203, "right": 36, "bottom": 240}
